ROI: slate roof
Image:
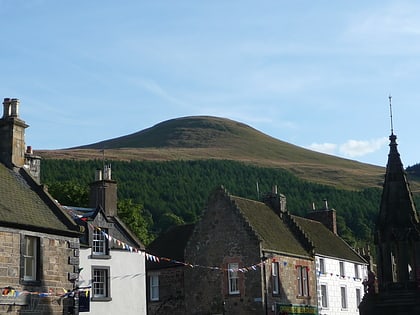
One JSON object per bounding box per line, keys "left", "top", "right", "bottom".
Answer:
{"left": 0, "top": 164, "right": 80, "bottom": 236}
{"left": 147, "top": 224, "right": 195, "bottom": 269}
{"left": 292, "top": 215, "right": 366, "bottom": 263}
{"left": 62, "top": 205, "right": 145, "bottom": 250}
{"left": 230, "top": 195, "right": 312, "bottom": 258}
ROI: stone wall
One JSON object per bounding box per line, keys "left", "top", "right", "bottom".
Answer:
{"left": 184, "top": 189, "right": 263, "bottom": 315}
{"left": 148, "top": 267, "right": 186, "bottom": 315}
{"left": 264, "top": 254, "right": 316, "bottom": 310}
{"left": 0, "top": 227, "right": 79, "bottom": 315}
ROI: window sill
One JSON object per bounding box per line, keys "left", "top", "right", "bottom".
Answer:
{"left": 228, "top": 292, "right": 240, "bottom": 297}
{"left": 89, "top": 254, "right": 111, "bottom": 260}
{"left": 91, "top": 297, "right": 112, "bottom": 302}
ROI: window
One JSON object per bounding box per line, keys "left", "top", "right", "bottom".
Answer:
{"left": 228, "top": 263, "right": 239, "bottom": 294}
{"left": 297, "top": 266, "right": 309, "bottom": 297}
{"left": 339, "top": 261, "right": 345, "bottom": 277}
{"left": 320, "top": 284, "right": 328, "bottom": 308}
{"left": 319, "top": 258, "right": 325, "bottom": 274}
{"left": 356, "top": 288, "right": 361, "bottom": 306}
{"left": 354, "top": 264, "right": 360, "bottom": 279}
{"left": 23, "top": 236, "right": 40, "bottom": 281}
{"left": 92, "top": 228, "right": 108, "bottom": 256}
{"left": 149, "top": 274, "right": 159, "bottom": 301}
{"left": 341, "top": 286, "right": 347, "bottom": 309}
{"left": 92, "top": 267, "right": 111, "bottom": 300}
{"left": 272, "top": 262, "right": 280, "bottom": 295}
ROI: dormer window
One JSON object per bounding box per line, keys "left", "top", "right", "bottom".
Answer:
{"left": 92, "top": 228, "right": 109, "bottom": 257}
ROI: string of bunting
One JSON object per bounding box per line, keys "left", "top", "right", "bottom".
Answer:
{"left": 71, "top": 212, "right": 365, "bottom": 281}
{"left": 0, "top": 286, "right": 91, "bottom": 300}
{"left": 317, "top": 270, "right": 364, "bottom": 282}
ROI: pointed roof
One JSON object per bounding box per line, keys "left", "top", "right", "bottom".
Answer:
{"left": 292, "top": 216, "right": 366, "bottom": 263}
{"left": 230, "top": 195, "right": 312, "bottom": 257}
{"left": 0, "top": 164, "right": 80, "bottom": 236}
{"left": 147, "top": 223, "right": 195, "bottom": 269}
{"left": 377, "top": 133, "right": 420, "bottom": 234}
{"left": 63, "top": 205, "right": 145, "bottom": 250}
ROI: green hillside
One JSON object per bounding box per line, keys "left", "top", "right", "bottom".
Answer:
{"left": 37, "top": 116, "right": 387, "bottom": 190}
{"left": 41, "top": 159, "right": 383, "bottom": 247}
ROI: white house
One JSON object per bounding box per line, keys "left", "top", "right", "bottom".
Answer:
{"left": 294, "top": 204, "right": 368, "bottom": 315}
{"left": 64, "top": 166, "right": 147, "bottom": 314}
{"left": 315, "top": 255, "right": 367, "bottom": 315}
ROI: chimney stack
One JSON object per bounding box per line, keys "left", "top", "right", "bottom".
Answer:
{"left": 89, "top": 164, "right": 118, "bottom": 217}
{"left": 306, "top": 199, "right": 337, "bottom": 235}
{"left": 263, "top": 185, "right": 287, "bottom": 216}
{"left": 24, "top": 145, "right": 42, "bottom": 183}
{"left": 0, "top": 98, "right": 29, "bottom": 168}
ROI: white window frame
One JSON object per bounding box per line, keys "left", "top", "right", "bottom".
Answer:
{"left": 319, "top": 258, "right": 325, "bottom": 274}
{"left": 356, "top": 287, "right": 361, "bottom": 306}
{"left": 341, "top": 286, "right": 348, "bottom": 309}
{"left": 320, "top": 284, "right": 328, "bottom": 308}
{"left": 92, "top": 228, "right": 108, "bottom": 256}
{"left": 354, "top": 263, "right": 360, "bottom": 279}
{"left": 272, "top": 262, "right": 280, "bottom": 295}
{"left": 339, "top": 261, "right": 345, "bottom": 277}
{"left": 92, "top": 267, "right": 110, "bottom": 299}
{"left": 297, "top": 266, "right": 309, "bottom": 297}
{"left": 149, "top": 274, "right": 159, "bottom": 301}
{"left": 23, "top": 236, "right": 39, "bottom": 281}
{"left": 228, "top": 263, "right": 240, "bottom": 295}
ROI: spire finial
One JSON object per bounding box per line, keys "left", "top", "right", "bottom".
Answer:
{"left": 389, "top": 94, "right": 394, "bottom": 135}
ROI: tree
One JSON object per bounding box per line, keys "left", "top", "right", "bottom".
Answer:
{"left": 117, "top": 199, "right": 154, "bottom": 245}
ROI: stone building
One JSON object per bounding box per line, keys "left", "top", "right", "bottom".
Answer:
{"left": 63, "top": 166, "right": 147, "bottom": 314}
{"left": 184, "top": 186, "right": 317, "bottom": 315}
{"left": 359, "top": 131, "right": 420, "bottom": 314}
{"left": 146, "top": 185, "right": 368, "bottom": 315}
{"left": 0, "top": 98, "right": 81, "bottom": 314}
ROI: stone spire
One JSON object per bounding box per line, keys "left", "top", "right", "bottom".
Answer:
{"left": 359, "top": 98, "right": 420, "bottom": 314}
{"left": 375, "top": 131, "right": 420, "bottom": 290}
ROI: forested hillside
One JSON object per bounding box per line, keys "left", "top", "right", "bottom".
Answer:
{"left": 41, "top": 159, "right": 393, "bottom": 247}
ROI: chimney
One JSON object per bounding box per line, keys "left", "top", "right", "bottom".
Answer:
{"left": 24, "top": 145, "right": 42, "bottom": 183}
{"left": 89, "top": 164, "right": 117, "bottom": 217}
{"left": 0, "top": 98, "right": 29, "bottom": 168}
{"left": 263, "top": 185, "right": 287, "bottom": 216}
{"left": 306, "top": 199, "right": 338, "bottom": 235}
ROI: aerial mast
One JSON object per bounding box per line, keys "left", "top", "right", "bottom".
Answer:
{"left": 389, "top": 95, "right": 394, "bottom": 135}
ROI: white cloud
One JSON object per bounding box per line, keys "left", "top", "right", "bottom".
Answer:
{"left": 308, "top": 142, "right": 338, "bottom": 155}
{"left": 308, "top": 137, "right": 388, "bottom": 159}
{"left": 339, "top": 137, "right": 388, "bottom": 157}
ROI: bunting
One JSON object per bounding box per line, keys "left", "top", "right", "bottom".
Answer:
{"left": 70, "top": 211, "right": 366, "bottom": 281}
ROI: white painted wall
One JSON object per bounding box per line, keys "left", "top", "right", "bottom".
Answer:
{"left": 315, "top": 255, "right": 367, "bottom": 315}
{"left": 79, "top": 248, "right": 146, "bottom": 315}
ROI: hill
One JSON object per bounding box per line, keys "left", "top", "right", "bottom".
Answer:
{"left": 36, "top": 116, "right": 387, "bottom": 190}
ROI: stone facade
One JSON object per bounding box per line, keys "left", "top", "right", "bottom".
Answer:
{"left": 0, "top": 227, "right": 79, "bottom": 315}
{"left": 184, "top": 188, "right": 263, "bottom": 315}
{"left": 147, "top": 267, "right": 186, "bottom": 315}
{"left": 184, "top": 187, "right": 316, "bottom": 315}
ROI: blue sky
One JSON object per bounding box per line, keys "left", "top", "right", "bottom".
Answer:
{"left": 1, "top": 1, "right": 420, "bottom": 167}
